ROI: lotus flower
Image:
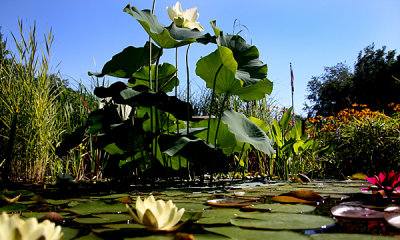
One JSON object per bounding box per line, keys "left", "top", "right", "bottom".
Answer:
{"left": 126, "top": 195, "right": 185, "bottom": 231}
{"left": 362, "top": 171, "right": 400, "bottom": 197}
{"left": 167, "top": 2, "right": 204, "bottom": 31}
{"left": 0, "top": 212, "right": 63, "bottom": 240}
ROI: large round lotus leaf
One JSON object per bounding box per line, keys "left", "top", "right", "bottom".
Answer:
{"left": 73, "top": 214, "right": 131, "bottom": 224}
{"left": 205, "top": 226, "right": 310, "bottom": 240}
{"left": 243, "top": 203, "right": 315, "bottom": 213}
{"left": 232, "top": 213, "right": 335, "bottom": 230}
{"left": 61, "top": 227, "right": 80, "bottom": 240}
{"left": 311, "top": 233, "right": 399, "bottom": 240}
{"left": 68, "top": 201, "right": 126, "bottom": 215}
{"left": 197, "top": 208, "right": 241, "bottom": 224}
{"left": 192, "top": 233, "right": 229, "bottom": 240}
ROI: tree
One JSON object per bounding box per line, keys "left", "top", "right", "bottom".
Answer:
{"left": 352, "top": 43, "right": 400, "bottom": 113}
{"left": 305, "top": 44, "right": 400, "bottom": 117}
{"left": 305, "top": 63, "right": 353, "bottom": 117}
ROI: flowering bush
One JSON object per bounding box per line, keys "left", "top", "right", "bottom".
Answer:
{"left": 305, "top": 104, "right": 400, "bottom": 176}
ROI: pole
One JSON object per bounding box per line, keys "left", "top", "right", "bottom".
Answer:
{"left": 290, "top": 62, "right": 294, "bottom": 114}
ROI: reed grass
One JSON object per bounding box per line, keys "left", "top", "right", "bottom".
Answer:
{"left": 0, "top": 21, "right": 60, "bottom": 182}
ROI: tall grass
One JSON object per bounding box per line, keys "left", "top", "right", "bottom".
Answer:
{"left": 0, "top": 21, "right": 60, "bottom": 182}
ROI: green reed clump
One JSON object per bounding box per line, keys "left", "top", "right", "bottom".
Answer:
{"left": 0, "top": 21, "right": 60, "bottom": 182}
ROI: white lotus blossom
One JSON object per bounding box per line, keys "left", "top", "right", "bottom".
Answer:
{"left": 0, "top": 212, "right": 63, "bottom": 240}
{"left": 126, "top": 195, "right": 185, "bottom": 231}
{"left": 167, "top": 2, "right": 204, "bottom": 31}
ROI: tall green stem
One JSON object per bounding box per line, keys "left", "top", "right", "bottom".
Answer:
{"left": 206, "top": 64, "right": 223, "bottom": 144}
{"left": 185, "top": 44, "right": 191, "bottom": 135}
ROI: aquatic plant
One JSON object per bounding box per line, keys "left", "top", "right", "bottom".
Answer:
{"left": 126, "top": 195, "right": 185, "bottom": 231}
{"left": 362, "top": 171, "right": 400, "bottom": 197}
{"left": 0, "top": 212, "right": 63, "bottom": 240}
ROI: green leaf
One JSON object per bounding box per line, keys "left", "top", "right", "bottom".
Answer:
{"left": 129, "top": 63, "right": 178, "bottom": 93}
{"left": 197, "top": 208, "right": 241, "bottom": 225}
{"left": 311, "top": 233, "right": 398, "bottom": 240}
{"left": 196, "top": 46, "right": 240, "bottom": 94}
{"left": 205, "top": 226, "right": 310, "bottom": 240}
{"left": 211, "top": 21, "right": 273, "bottom": 101}
{"left": 124, "top": 5, "right": 212, "bottom": 48}
{"left": 88, "top": 42, "right": 161, "bottom": 78}
{"left": 232, "top": 213, "right": 335, "bottom": 230}
{"left": 73, "top": 214, "right": 131, "bottom": 224}
{"left": 222, "top": 109, "right": 275, "bottom": 155}
{"left": 193, "top": 118, "right": 237, "bottom": 156}
{"left": 244, "top": 203, "right": 315, "bottom": 213}
{"left": 279, "top": 106, "right": 293, "bottom": 130}
{"left": 68, "top": 201, "right": 126, "bottom": 215}
{"left": 94, "top": 82, "right": 193, "bottom": 120}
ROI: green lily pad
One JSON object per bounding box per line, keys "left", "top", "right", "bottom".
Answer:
{"left": 197, "top": 208, "right": 241, "bottom": 224}
{"left": 243, "top": 203, "right": 315, "bottom": 213}
{"left": 61, "top": 227, "right": 80, "bottom": 240}
{"left": 171, "top": 202, "right": 207, "bottom": 211}
{"left": 232, "top": 213, "right": 335, "bottom": 230}
{"left": 68, "top": 201, "right": 126, "bottom": 215}
{"left": 73, "top": 213, "right": 131, "bottom": 224}
{"left": 89, "top": 193, "right": 132, "bottom": 200}
{"left": 101, "top": 223, "right": 145, "bottom": 230}
{"left": 125, "top": 236, "right": 174, "bottom": 240}
{"left": 46, "top": 199, "right": 70, "bottom": 205}
{"left": 311, "top": 233, "right": 398, "bottom": 240}
{"left": 205, "top": 226, "right": 310, "bottom": 240}
{"left": 74, "top": 232, "right": 103, "bottom": 240}
{"left": 0, "top": 203, "right": 27, "bottom": 212}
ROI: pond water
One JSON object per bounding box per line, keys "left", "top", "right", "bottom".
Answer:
{"left": 1, "top": 179, "right": 400, "bottom": 239}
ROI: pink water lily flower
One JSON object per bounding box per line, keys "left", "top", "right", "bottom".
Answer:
{"left": 362, "top": 171, "right": 400, "bottom": 197}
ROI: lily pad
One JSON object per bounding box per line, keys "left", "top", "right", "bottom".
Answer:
{"left": 61, "top": 227, "right": 80, "bottom": 240}
{"left": 207, "top": 198, "right": 259, "bottom": 208}
{"left": 0, "top": 203, "right": 27, "bottom": 212}
{"left": 101, "top": 223, "right": 145, "bottom": 230}
{"left": 67, "top": 201, "right": 126, "bottom": 215}
{"left": 232, "top": 213, "right": 335, "bottom": 230}
{"left": 311, "top": 233, "right": 398, "bottom": 240}
{"left": 197, "top": 208, "right": 241, "bottom": 225}
{"left": 205, "top": 226, "right": 310, "bottom": 240}
{"left": 385, "top": 212, "right": 400, "bottom": 229}
{"left": 331, "top": 205, "right": 384, "bottom": 220}
{"left": 272, "top": 195, "right": 316, "bottom": 204}
{"left": 73, "top": 214, "right": 131, "bottom": 224}
{"left": 242, "top": 203, "right": 315, "bottom": 213}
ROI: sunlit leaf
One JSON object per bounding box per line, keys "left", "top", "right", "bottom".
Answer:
{"left": 89, "top": 42, "right": 161, "bottom": 78}
{"left": 205, "top": 226, "right": 310, "bottom": 240}
{"left": 222, "top": 109, "right": 275, "bottom": 155}
{"left": 124, "top": 5, "right": 212, "bottom": 48}
{"left": 130, "top": 63, "right": 178, "bottom": 93}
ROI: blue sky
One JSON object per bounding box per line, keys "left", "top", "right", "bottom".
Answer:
{"left": 1, "top": 0, "right": 400, "bottom": 116}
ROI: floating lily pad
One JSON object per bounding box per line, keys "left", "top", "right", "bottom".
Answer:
{"left": 197, "top": 208, "right": 241, "bottom": 224}
{"left": 90, "top": 193, "right": 132, "bottom": 200}
{"left": 61, "top": 227, "right": 80, "bottom": 240}
{"left": 272, "top": 195, "right": 316, "bottom": 204}
{"left": 331, "top": 205, "right": 384, "bottom": 220}
{"left": 207, "top": 198, "right": 259, "bottom": 208}
{"left": 384, "top": 212, "right": 400, "bottom": 229}
{"left": 232, "top": 213, "right": 335, "bottom": 230}
{"left": 73, "top": 214, "right": 131, "bottom": 224}
{"left": 46, "top": 199, "right": 70, "bottom": 205}
{"left": 101, "top": 223, "right": 145, "bottom": 230}
{"left": 311, "top": 233, "right": 398, "bottom": 240}
{"left": 242, "top": 203, "right": 315, "bottom": 213}
{"left": 0, "top": 203, "right": 27, "bottom": 212}
{"left": 175, "top": 202, "right": 207, "bottom": 211}
{"left": 74, "top": 232, "right": 103, "bottom": 240}
{"left": 205, "top": 226, "right": 310, "bottom": 240}
{"left": 68, "top": 201, "right": 126, "bottom": 215}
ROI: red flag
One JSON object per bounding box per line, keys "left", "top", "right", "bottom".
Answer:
{"left": 290, "top": 63, "right": 294, "bottom": 92}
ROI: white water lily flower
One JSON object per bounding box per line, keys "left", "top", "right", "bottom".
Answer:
{"left": 0, "top": 212, "right": 63, "bottom": 240}
{"left": 167, "top": 1, "right": 204, "bottom": 31}
{"left": 126, "top": 195, "right": 185, "bottom": 231}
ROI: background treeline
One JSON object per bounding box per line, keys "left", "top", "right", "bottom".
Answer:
{"left": 305, "top": 43, "right": 400, "bottom": 117}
